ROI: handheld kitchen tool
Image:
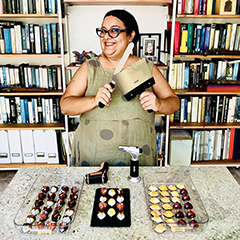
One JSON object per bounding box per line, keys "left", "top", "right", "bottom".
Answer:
{"left": 85, "top": 162, "right": 109, "bottom": 184}
{"left": 98, "top": 42, "right": 134, "bottom": 108}
{"left": 118, "top": 145, "right": 142, "bottom": 183}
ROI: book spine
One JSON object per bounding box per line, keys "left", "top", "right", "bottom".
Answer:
{"left": 229, "top": 23, "right": 237, "bottom": 51}
{"left": 199, "top": 26, "right": 206, "bottom": 54}
{"left": 37, "top": 96, "right": 43, "bottom": 123}
{"left": 20, "top": 99, "right": 26, "bottom": 123}
{"left": 206, "top": 0, "right": 213, "bottom": 15}
{"left": 10, "top": 97, "right": 17, "bottom": 123}
{"left": 187, "top": 23, "right": 194, "bottom": 54}
{"left": 15, "top": 96, "right": 22, "bottom": 123}
{"left": 198, "top": 0, "right": 204, "bottom": 14}
{"left": 204, "top": 25, "right": 211, "bottom": 51}
{"left": 47, "top": 23, "right": 52, "bottom": 53}
{"left": 194, "top": 0, "right": 200, "bottom": 14}
{"left": 34, "top": 25, "right": 41, "bottom": 54}
{"left": 29, "top": 24, "right": 35, "bottom": 53}
{"left": 51, "top": 23, "right": 57, "bottom": 53}
{"left": 3, "top": 28, "right": 12, "bottom": 53}
{"left": 195, "top": 24, "right": 202, "bottom": 53}
{"left": 43, "top": 24, "right": 48, "bottom": 53}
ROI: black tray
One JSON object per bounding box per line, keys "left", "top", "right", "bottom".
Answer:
{"left": 91, "top": 188, "right": 131, "bottom": 227}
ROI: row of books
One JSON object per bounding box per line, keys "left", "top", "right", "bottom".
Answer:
{"left": 177, "top": 0, "right": 240, "bottom": 15}
{"left": 171, "top": 95, "right": 240, "bottom": 123}
{"left": 167, "top": 22, "right": 240, "bottom": 54}
{"left": 192, "top": 128, "right": 240, "bottom": 161}
{"left": 0, "top": 21, "right": 61, "bottom": 54}
{"left": 0, "top": 96, "right": 64, "bottom": 124}
{"left": 0, "top": 64, "right": 62, "bottom": 89}
{"left": 170, "top": 60, "right": 240, "bottom": 89}
{"left": 0, "top": 0, "right": 59, "bottom": 14}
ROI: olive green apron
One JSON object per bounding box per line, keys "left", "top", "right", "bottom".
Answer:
{"left": 70, "top": 57, "right": 157, "bottom": 166}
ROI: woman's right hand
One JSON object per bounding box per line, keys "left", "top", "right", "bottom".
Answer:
{"left": 95, "top": 83, "right": 115, "bottom": 107}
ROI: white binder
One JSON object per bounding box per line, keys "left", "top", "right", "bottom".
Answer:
{"left": 33, "top": 130, "right": 47, "bottom": 163}
{"left": 44, "top": 130, "right": 59, "bottom": 164}
{"left": 0, "top": 130, "right": 11, "bottom": 163}
{"left": 8, "top": 130, "right": 23, "bottom": 163}
{"left": 20, "top": 130, "right": 36, "bottom": 163}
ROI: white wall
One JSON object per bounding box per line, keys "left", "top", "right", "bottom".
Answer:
{"left": 67, "top": 5, "right": 169, "bottom": 63}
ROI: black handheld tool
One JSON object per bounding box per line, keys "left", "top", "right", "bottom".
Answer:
{"left": 85, "top": 162, "right": 109, "bottom": 184}
{"left": 98, "top": 81, "right": 115, "bottom": 108}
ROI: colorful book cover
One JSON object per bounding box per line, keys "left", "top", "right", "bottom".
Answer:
{"left": 199, "top": 25, "right": 206, "bottom": 54}
{"left": 20, "top": 99, "right": 26, "bottom": 123}
{"left": 42, "top": 24, "right": 48, "bottom": 53}
{"left": 198, "top": 0, "right": 204, "bottom": 14}
{"left": 3, "top": 28, "right": 12, "bottom": 53}
{"left": 194, "top": 0, "right": 200, "bottom": 14}
{"left": 195, "top": 24, "right": 202, "bottom": 53}
{"left": 204, "top": 24, "right": 211, "bottom": 51}
{"left": 47, "top": 23, "right": 52, "bottom": 53}
{"left": 187, "top": 23, "right": 194, "bottom": 53}
{"left": 206, "top": 0, "right": 213, "bottom": 15}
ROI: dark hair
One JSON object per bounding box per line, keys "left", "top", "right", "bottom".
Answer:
{"left": 103, "top": 9, "right": 140, "bottom": 46}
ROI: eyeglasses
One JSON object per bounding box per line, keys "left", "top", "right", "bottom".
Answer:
{"left": 96, "top": 27, "right": 127, "bottom": 38}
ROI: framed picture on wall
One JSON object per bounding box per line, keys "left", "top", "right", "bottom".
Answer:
{"left": 137, "top": 33, "right": 161, "bottom": 63}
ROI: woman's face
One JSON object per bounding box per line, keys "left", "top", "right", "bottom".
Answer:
{"left": 100, "top": 16, "right": 134, "bottom": 59}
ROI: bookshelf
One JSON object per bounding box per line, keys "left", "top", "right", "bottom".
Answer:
{"left": 0, "top": 2, "right": 68, "bottom": 169}
{"left": 170, "top": 3, "right": 240, "bottom": 166}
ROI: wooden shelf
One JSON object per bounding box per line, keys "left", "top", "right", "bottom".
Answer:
{"left": 0, "top": 91, "right": 63, "bottom": 96}
{"left": 174, "top": 54, "right": 240, "bottom": 59}
{"left": 0, "top": 163, "right": 67, "bottom": 169}
{"left": 64, "top": 0, "right": 171, "bottom": 6}
{"left": 170, "top": 122, "right": 240, "bottom": 129}
{"left": 66, "top": 61, "right": 168, "bottom": 70}
{"left": 177, "top": 14, "right": 240, "bottom": 18}
{"left": 0, "top": 123, "right": 65, "bottom": 130}
{"left": 0, "top": 53, "right": 62, "bottom": 57}
{"left": 0, "top": 14, "right": 59, "bottom": 18}
{"left": 191, "top": 159, "right": 240, "bottom": 166}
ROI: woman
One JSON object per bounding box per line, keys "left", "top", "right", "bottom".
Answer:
{"left": 60, "top": 9, "right": 179, "bottom": 166}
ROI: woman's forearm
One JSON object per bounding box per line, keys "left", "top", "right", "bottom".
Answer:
{"left": 60, "top": 95, "right": 97, "bottom": 116}
{"left": 157, "top": 96, "right": 180, "bottom": 115}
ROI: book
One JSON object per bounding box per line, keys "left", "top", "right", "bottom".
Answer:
{"left": 15, "top": 96, "right": 22, "bottom": 123}
{"left": 34, "top": 25, "right": 41, "bottom": 54}
{"left": 167, "top": 21, "right": 181, "bottom": 54}
{"left": 179, "top": 24, "right": 188, "bottom": 53}
{"left": 177, "top": 0, "right": 182, "bottom": 14}
{"left": 213, "top": 24, "right": 220, "bottom": 49}
{"left": 210, "top": 96, "right": 217, "bottom": 123}
{"left": 216, "top": 95, "right": 224, "bottom": 123}
{"left": 184, "top": 63, "right": 189, "bottom": 88}
{"left": 221, "top": 24, "right": 228, "bottom": 49}
{"left": 51, "top": 23, "right": 57, "bottom": 53}
{"left": 194, "top": 24, "right": 202, "bottom": 53}
{"left": 187, "top": 23, "right": 194, "bottom": 54}
{"left": 194, "top": 0, "right": 200, "bottom": 14}
{"left": 9, "top": 97, "right": 17, "bottom": 123}
{"left": 228, "top": 128, "right": 235, "bottom": 159}
{"left": 204, "top": 24, "right": 211, "bottom": 51}
{"left": 225, "top": 23, "right": 233, "bottom": 50}
{"left": 207, "top": 85, "right": 240, "bottom": 92}
{"left": 10, "top": 28, "right": 16, "bottom": 54}
{"left": 206, "top": 0, "right": 213, "bottom": 15}
{"left": 232, "top": 62, "right": 239, "bottom": 80}
{"left": 198, "top": 0, "right": 204, "bottom": 14}
{"left": 205, "top": 96, "right": 212, "bottom": 123}
{"left": 199, "top": 25, "right": 206, "bottom": 54}
{"left": 3, "top": 28, "right": 12, "bottom": 53}
{"left": 184, "top": 0, "right": 194, "bottom": 14}
{"left": 232, "top": 129, "right": 240, "bottom": 159}
{"left": 229, "top": 23, "right": 237, "bottom": 51}
{"left": 208, "top": 24, "right": 216, "bottom": 50}
{"left": 191, "top": 96, "right": 198, "bottom": 123}
{"left": 43, "top": 24, "right": 48, "bottom": 53}
{"left": 234, "top": 25, "right": 240, "bottom": 51}
{"left": 47, "top": 23, "right": 52, "bottom": 53}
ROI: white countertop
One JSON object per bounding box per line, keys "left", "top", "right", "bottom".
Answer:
{"left": 0, "top": 166, "right": 240, "bottom": 240}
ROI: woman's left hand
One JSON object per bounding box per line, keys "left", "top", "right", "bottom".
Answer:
{"left": 139, "top": 91, "right": 160, "bottom": 112}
